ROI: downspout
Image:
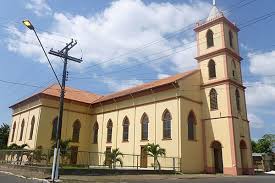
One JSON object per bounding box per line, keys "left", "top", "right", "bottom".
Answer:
{"left": 172, "top": 81, "right": 181, "bottom": 168}
{"left": 150, "top": 89, "right": 157, "bottom": 144}
{"left": 99, "top": 102, "right": 104, "bottom": 155}
{"left": 130, "top": 93, "right": 136, "bottom": 156}
{"left": 113, "top": 98, "right": 119, "bottom": 149}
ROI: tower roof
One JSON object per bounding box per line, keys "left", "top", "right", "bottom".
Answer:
{"left": 207, "top": 3, "right": 223, "bottom": 21}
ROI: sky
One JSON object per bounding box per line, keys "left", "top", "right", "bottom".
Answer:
{"left": 0, "top": 0, "right": 274, "bottom": 140}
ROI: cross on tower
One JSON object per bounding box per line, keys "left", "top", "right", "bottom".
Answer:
{"left": 213, "top": 0, "right": 216, "bottom": 6}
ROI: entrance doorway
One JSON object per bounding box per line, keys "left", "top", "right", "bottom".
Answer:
{"left": 70, "top": 146, "right": 78, "bottom": 165}
{"left": 240, "top": 140, "right": 248, "bottom": 174}
{"left": 140, "top": 146, "right": 147, "bottom": 168}
{"left": 211, "top": 141, "right": 223, "bottom": 173}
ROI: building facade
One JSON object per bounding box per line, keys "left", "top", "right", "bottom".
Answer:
{"left": 7, "top": 4, "right": 254, "bottom": 175}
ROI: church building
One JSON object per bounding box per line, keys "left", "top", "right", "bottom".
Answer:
{"left": 7, "top": 3, "right": 254, "bottom": 175}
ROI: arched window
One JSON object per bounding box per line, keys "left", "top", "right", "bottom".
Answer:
{"left": 162, "top": 110, "right": 172, "bottom": 139}
{"left": 72, "top": 120, "right": 81, "bottom": 142}
{"left": 232, "top": 59, "right": 236, "bottom": 78}
{"left": 188, "top": 111, "right": 196, "bottom": 140}
{"left": 235, "top": 89, "right": 241, "bottom": 111}
{"left": 19, "top": 119, "right": 25, "bottom": 141}
{"left": 210, "top": 88, "right": 218, "bottom": 110}
{"left": 29, "top": 116, "right": 35, "bottom": 140}
{"left": 208, "top": 59, "right": 216, "bottom": 79}
{"left": 229, "top": 30, "right": 233, "bottom": 48}
{"left": 122, "top": 116, "right": 129, "bottom": 141}
{"left": 93, "top": 122, "right": 99, "bottom": 144}
{"left": 206, "top": 29, "right": 214, "bottom": 48}
{"left": 51, "top": 117, "right": 58, "bottom": 140}
{"left": 141, "top": 113, "right": 149, "bottom": 140}
{"left": 107, "top": 119, "right": 113, "bottom": 143}
{"left": 11, "top": 122, "right": 16, "bottom": 142}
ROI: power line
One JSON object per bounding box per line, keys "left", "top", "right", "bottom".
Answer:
{"left": 71, "top": 0, "right": 257, "bottom": 74}
{"left": 70, "top": 11, "right": 275, "bottom": 79}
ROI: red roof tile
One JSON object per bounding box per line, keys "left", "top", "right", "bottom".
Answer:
{"left": 93, "top": 69, "right": 199, "bottom": 104}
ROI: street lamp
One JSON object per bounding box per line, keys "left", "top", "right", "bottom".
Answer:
{"left": 22, "top": 19, "right": 62, "bottom": 182}
{"left": 22, "top": 19, "right": 61, "bottom": 87}
{"left": 23, "top": 19, "right": 82, "bottom": 183}
{"left": 22, "top": 20, "right": 35, "bottom": 30}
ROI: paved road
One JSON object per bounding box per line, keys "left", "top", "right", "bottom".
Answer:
{"left": 0, "top": 172, "right": 46, "bottom": 183}
{"left": 1, "top": 172, "right": 275, "bottom": 183}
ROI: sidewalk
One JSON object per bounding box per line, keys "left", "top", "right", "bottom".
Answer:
{"left": 0, "top": 165, "right": 230, "bottom": 183}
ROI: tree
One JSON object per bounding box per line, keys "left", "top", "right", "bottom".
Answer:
{"left": 104, "top": 148, "right": 123, "bottom": 169}
{"left": 144, "top": 143, "right": 166, "bottom": 170}
{"left": 262, "top": 134, "right": 275, "bottom": 149}
{"left": 0, "top": 123, "right": 10, "bottom": 149}
{"left": 51, "top": 139, "right": 72, "bottom": 165}
{"left": 251, "top": 134, "right": 274, "bottom": 154}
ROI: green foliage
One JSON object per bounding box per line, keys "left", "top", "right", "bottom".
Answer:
{"left": 7, "top": 143, "right": 29, "bottom": 150}
{"left": 252, "top": 134, "right": 274, "bottom": 154}
{"left": 104, "top": 148, "right": 123, "bottom": 169}
{"left": 51, "top": 139, "right": 72, "bottom": 165}
{"left": 31, "top": 146, "right": 47, "bottom": 163}
{"left": 144, "top": 143, "right": 166, "bottom": 170}
{"left": 0, "top": 123, "right": 10, "bottom": 149}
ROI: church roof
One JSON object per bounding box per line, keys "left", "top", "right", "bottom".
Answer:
{"left": 10, "top": 84, "right": 102, "bottom": 108}
{"left": 10, "top": 69, "right": 199, "bottom": 108}
{"left": 93, "top": 69, "right": 199, "bottom": 104}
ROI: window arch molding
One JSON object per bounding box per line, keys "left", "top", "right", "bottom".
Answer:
{"left": 235, "top": 89, "right": 241, "bottom": 112}
{"left": 229, "top": 30, "right": 234, "bottom": 48}
{"left": 93, "top": 121, "right": 99, "bottom": 144}
{"left": 206, "top": 29, "right": 214, "bottom": 48}
{"left": 187, "top": 110, "right": 197, "bottom": 140}
{"left": 107, "top": 119, "right": 113, "bottom": 143}
{"left": 122, "top": 116, "right": 130, "bottom": 142}
{"left": 19, "top": 119, "right": 25, "bottom": 141}
{"left": 29, "top": 116, "right": 35, "bottom": 140}
{"left": 11, "top": 122, "right": 16, "bottom": 142}
{"left": 72, "top": 119, "right": 81, "bottom": 142}
{"left": 208, "top": 59, "right": 216, "bottom": 79}
{"left": 209, "top": 88, "right": 218, "bottom": 110}
{"left": 162, "top": 109, "right": 172, "bottom": 139}
{"left": 141, "top": 113, "right": 149, "bottom": 140}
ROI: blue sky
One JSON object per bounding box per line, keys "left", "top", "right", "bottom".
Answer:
{"left": 0, "top": 0, "right": 274, "bottom": 140}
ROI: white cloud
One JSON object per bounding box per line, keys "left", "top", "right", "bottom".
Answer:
{"left": 25, "top": 0, "right": 52, "bottom": 16}
{"left": 103, "top": 78, "right": 144, "bottom": 92}
{"left": 8, "top": 0, "right": 210, "bottom": 73}
{"left": 248, "top": 50, "right": 275, "bottom": 76}
{"left": 157, "top": 73, "right": 170, "bottom": 79}
{"left": 246, "top": 82, "right": 275, "bottom": 107}
{"left": 248, "top": 113, "right": 264, "bottom": 129}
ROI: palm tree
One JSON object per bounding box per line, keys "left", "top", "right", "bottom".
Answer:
{"left": 144, "top": 143, "right": 166, "bottom": 170}
{"left": 51, "top": 139, "right": 72, "bottom": 165}
{"left": 104, "top": 148, "right": 123, "bottom": 169}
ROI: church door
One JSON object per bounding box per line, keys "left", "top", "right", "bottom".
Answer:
{"left": 70, "top": 146, "right": 78, "bottom": 165}
{"left": 140, "top": 146, "right": 147, "bottom": 168}
{"left": 212, "top": 141, "right": 223, "bottom": 173}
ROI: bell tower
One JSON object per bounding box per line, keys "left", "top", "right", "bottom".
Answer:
{"left": 194, "top": 1, "right": 254, "bottom": 175}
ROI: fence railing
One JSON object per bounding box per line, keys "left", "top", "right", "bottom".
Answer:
{"left": 0, "top": 149, "right": 181, "bottom": 171}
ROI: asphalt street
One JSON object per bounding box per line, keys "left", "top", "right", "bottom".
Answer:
{"left": 0, "top": 172, "right": 46, "bottom": 183}
{"left": 0, "top": 172, "right": 275, "bottom": 183}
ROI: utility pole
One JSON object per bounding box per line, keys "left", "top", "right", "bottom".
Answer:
{"left": 49, "top": 39, "right": 82, "bottom": 182}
